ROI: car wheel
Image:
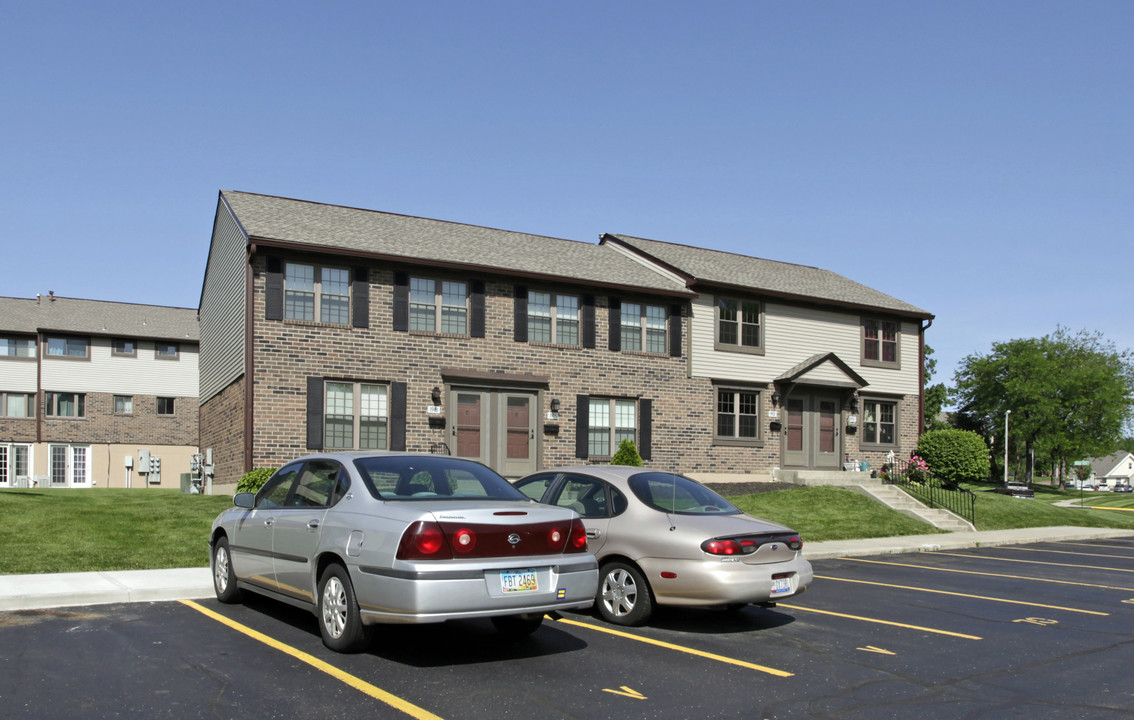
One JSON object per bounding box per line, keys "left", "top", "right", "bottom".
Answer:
{"left": 212, "top": 537, "right": 242, "bottom": 604}
{"left": 317, "top": 564, "right": 371, "bottom": 653}
{"left": 598, "top": 561, "right": 653, "bottom": 626}
{"left": 491, "top": 613, "right": 544, "bottom": 637}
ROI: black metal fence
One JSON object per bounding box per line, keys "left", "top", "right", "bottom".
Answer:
{"left": 881, "top": 459, "right": 977, "bottom": 527}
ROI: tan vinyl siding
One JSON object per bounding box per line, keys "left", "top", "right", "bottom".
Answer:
{"left": 690, "top": 295, "right": 919, "bottom": 395}
{"left": 200, "top": 199, "right": 248, "bottom": 402}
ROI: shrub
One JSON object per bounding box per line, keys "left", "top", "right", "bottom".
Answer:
{"left": 611, "top": 439, "right": 644, "bottom": 467}
{"left": 236, "top": 467, "right": 278, "bottom": 494}
{"left": 915, "top": 429, "right": 990, "bottom": 484}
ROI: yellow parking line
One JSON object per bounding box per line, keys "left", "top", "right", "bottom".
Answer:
{"left": 814, "top": 575, "right": 1109, "bottom": 616}
{"left": 777, "top": 604, "right": 981, "bottom": 640}
{"left": 997, "top": 547, "right": 1134, "bottom": 561}
{"left": 843, "top": 557, "right": 1134, "bottom": 592}
{"left": 180, "top": 600, "right": 443, "bottom": 720}
{"left": 933, "top": 551, "right": 1134, "bottom": 574}
{"left": 551, "top": 616, "right": 794, "bottom": 677}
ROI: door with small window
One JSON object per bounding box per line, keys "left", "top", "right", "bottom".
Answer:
{"left": 48, "top": 445, "right": 91, "bottom": 488}
{"left": 0, "top": 444, "right": 32, "bottom": 488}
{"left": 782, "top": 392, "right": 842, "bottom": 470}
{"left": 451, "top": 389, "right": 538, "bottom": 477}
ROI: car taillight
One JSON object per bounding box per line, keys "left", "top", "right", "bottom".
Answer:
{"left": 787, "top": 535, "right": 803, "bottom": 551}
{"left": 702, "top": 539, "right": 745, "bottom": 555}
{"left": 452, "top": 527, "right": 477, "bottom": 554}
{"left": 702, "top": 535, "right": 802, "bottom": 555}
{"left": 397, "top": 521, "right": 453, "bottom": 560}
{"left": 567, "top": 518, "right": 588, "bottom": 553}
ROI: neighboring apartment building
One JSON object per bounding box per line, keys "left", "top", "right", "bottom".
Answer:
{"left": 0, "top": 295, "right": 200, "bottom": 489}
{"left": 199, "top": 190, "right": 933, "bottom": 488}
{"left": 1088, "top": 451, "right": 1134, "bottom": 489}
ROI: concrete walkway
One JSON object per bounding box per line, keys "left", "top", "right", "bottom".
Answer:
{"left": 1, "top": 526, "right": 1131, "bottom": 613}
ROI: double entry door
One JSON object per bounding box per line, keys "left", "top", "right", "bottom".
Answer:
{"left": 782, "top": 391, "right": 843, "bottom": 470}
{"left": 451, "top": 389, "right": 538, "bottom": 477}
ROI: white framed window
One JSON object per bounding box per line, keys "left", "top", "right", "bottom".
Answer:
{"left": 46, "top": 336, "right": 88, "bottom": 358}
{"left": 325, "top": 382, "right": 389, "bottom": 450}
{"left": 528, "top": 292, "right": 580, "bottom": 345}
{"left": 862, "top": 399, "right": 898, "bottom": 446}
{"left": 410, "top": 277, "right": 468, "bottom": 335}
{"left": 715, "top": 387, "right": 761, "bottom": 444}
{"left": 0, "top": 444, "right": 31, "bottom": 488}
{"left": 1, "top": 336, "right": 37, "bottom": 358}
{"left": 1, "top": 392, "right": 35, "bottom": 418}
{"left": 588, "top": 398, "right": 637, "bottom": 457}
{"left": 285, "top": 262, "right": 351, "bottom": 324}
{"left": 621, "top": 303, "right": 666, "bottom": 353}
{"left": 45, "top": 392, "right": 85, "bottom": 417}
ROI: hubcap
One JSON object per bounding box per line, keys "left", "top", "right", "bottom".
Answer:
{"left": 601, "top": 568, "right": 637, "bottom": 617}
{"left": 321, "top": 577, "right": 348, "bottom": 638}
{"left": 214, "top": 547, "right": 229, "bottom": 593}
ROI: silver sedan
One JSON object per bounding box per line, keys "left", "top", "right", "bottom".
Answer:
{"left": 515, "top": 467, "right": 813, "bottom": 626}
{"left": 209, "top": 452, "right": 598, "bottom": 652}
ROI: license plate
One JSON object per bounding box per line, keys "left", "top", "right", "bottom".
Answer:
{"left": 501, "top": 568, "right": 538, "bottom": 593}
{"left": 771, "top": 576, "right": 792, "bottom": 596}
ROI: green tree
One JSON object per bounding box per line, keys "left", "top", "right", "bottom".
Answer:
{"left": 915, "top": 429, "right": 990, "bottom": 484}
{"left": 952, "top": 328, "right": 1134, "bottom": 483}
{"left": 923, "top": 344, "right": 949, "bottom": 431}
{"left": 611, "top": 439, "right": 644, "bottom": 467}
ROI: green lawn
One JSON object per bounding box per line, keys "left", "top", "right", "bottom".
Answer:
{"left": 3, "top": 482, "right": 1134, "bottom": 576}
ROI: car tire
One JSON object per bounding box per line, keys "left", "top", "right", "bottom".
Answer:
{"left": 212, "top": 537, "right": 243, "bottom": 604}
{"left": 317, "top": 564, "right": 371, "bottom": 653}
{"left": 597, "top": 561, "right": 653, "bottom": 626}
{"left": 491, "top": 613, "right": 544, "bottom": 637}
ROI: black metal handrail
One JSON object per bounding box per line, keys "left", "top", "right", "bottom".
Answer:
{"left": 881, "top": 460, "right": 976, "bottom": 527}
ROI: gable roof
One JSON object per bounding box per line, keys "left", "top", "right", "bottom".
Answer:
{"left": 0, "top": 295, "right": 199, "bottom": 342}
{"left": 777, "top": 352, "right": 869, "bottom": 388}
{"left": 220, "top": 191, "right": 693, "bottom": 297}
{"left": 1089, "top": 451, "right": 1134, "bottom": 479}
{"left": 602, "top": 233, "right": 932, "bottom": 319}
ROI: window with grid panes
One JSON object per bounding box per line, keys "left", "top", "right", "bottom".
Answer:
{"left": 588, "top": 398, "right": 637, "bottom": 457}
{"left": 716, "top": 388, "right": 760, "bottom": 441}
{"left": 285, "top": 262, "right": 350, "bottom": 324}
{"left": 325, "top": 382, "right": 389, "bottom": 450}
{"left": 528, "top": 292, "right": 580, "bottom": 345}
{"left": 862, "top": 399, "right": 897, "bottom": 445}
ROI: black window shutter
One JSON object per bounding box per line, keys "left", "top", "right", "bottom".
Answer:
{"left": 470, "top": 280, "right": 486, "bottom": 338}
{"left": 582, "top": 294, "right": 595, "bottom": 348}
{"left": 306, "top": 376, "right": 324, "bottom": 450}
{"left": 639, "top": 398, "right": 652, "bottom": 460}
{"left": 608, "top": 297, "right": 621, "bottom": 352}
{"left": 668, "top": 304, "right": 682, "bottom": 358}
{"left": 514, "top": 286, "right": 528, "bottom": 342}
{"left": 352, "top": 266, "right": 369, "bottom": 328}
{"left": 390, "top": 381, "right": 407, "bottom": 451}
{"left": 266, "top": 257, "right": 283, "bottom": 321}
{"left": 393, "top": 272, "right": 409, "bottom": 331}
{"left": 575, "top": 394, "right": 590, "bottom": 459}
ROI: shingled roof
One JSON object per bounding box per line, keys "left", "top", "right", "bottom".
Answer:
{"left": 0, "top": 295, "right": 199, "bottom": 341}
{"left": 603, "top": 234, "right": 932, "bottom": 318}
{"left": 221, "top": 191, "right": 693, "bottom": 297}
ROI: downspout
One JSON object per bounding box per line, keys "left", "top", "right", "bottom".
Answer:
{"left": 35, "top": 330, "right": 43, "bottom": 444}
{"left": 244, "top": 244, "right": 256, "bottom": 473}
{"left": 919, "top": 318, "right": 933, "bottom": 435}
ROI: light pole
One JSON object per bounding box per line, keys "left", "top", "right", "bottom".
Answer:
{"left": 1003, "top": 409, "right": 1011, "bottom": 485}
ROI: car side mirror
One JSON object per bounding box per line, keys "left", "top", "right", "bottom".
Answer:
{"left": 233, "top": 492, "right": 255, "bottom": 509}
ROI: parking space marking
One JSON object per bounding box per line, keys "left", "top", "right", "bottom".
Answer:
{"left": 998, "top": 547, "right": 1134, "bottom": 560}
{"left": 180, "top": 600, "right": 444, "bottom": 720}
{"left": 933, "top": 551, "right": 1134, "bottom": 574}
{"left": 858, "top": 646, "right": 895, "bottom": 655}
{"left": 551, "top": 616, "right": 794, "bottom": 677}
{"left": 1061, "top": 541, "right": 1134, "bottom": 550}
{"left": 776, "top": 604, "right": 981, "bottom": 640}
{"left": 603, "top": 686, "right": 647, "bottom": 699}
{"left": 813, "top": 575, "right": 1109, "bottom": 616}
{"left": 844, "top": 557, "right": 1134, "bottom": 592}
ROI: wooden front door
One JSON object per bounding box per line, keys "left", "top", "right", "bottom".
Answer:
{"left": 782, "top": 392, "right": 842, "bottom": 469}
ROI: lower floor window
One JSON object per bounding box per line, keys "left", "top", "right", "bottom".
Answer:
{"left": 325, "top": 382, "right": 389, "bottom": 450}
{"left": 1, "top": 392, "right": 35, "bottom": 418}
{"left": 862, "top": 399, "right": 897, "bottom": 445}
{"left": 157, "top": 397, "right": 175, "bottom": 415}
{"left": 49, "top": 444, "right": 90, "bottom": 486}
{"left": 114, "top": 395, "right": 133, "bottom": 414}
{"left": 45, "top": 392, "right": 85, "bottom": 417}
{"left": 588, "top": 398, "right": 637, "bottom": 457}
{"left": 716, "top": 388, "right": 760, "bottom": 442}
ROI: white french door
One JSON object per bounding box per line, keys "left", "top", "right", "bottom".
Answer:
{"left": 49, "top": 444, "right": 91, "bottom": 488}
{"left": 0, "top": 444, "right": 32, "bottom": 488}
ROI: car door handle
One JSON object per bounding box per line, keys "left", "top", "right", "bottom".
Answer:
{"left": 586, "top": 529, "right": 601, "bottom": 538}
{"left": 307, "top": 520, "right": 320, "bottom": 531}
{"left": 263, "top": 519, "right": 273, "bottom": 527}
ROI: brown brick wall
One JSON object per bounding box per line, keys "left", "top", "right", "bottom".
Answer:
{"left": 199, "top": 375, "right": 246, "bottom": 489}
{"left": 33, "top": 392, "right": 197, "bottom": 445}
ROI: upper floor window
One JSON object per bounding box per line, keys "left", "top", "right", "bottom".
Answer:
{"left": 157, "top": 397, "right": 175, "bottom": 416}
{"left": 285, "top": 262, "right": 350, "bottom": 324}
{"left": 715, "top": 387, "right": 761, "bottom": 445}
{"left": 325, "top": 381, "right": 388, "bottom": 450}
{"left": 716, "top": 297, "right": 764, "bottom": 354}
{"left": 1, "top": 335, "right": 36, "bottom": 358}
{"left": 862, "top": 399, "right": 897, "bottom": 446}
{"left": 862, "top": 319, "right": 900, "bottom": 368}
{"left": 45, "top": 392, "right": 85, "bottom": 417}
{"left": 112, "top": 339, "right": 137, "bottom": 357}
{"left": 588, "top": 397, "right": 638, "bottom": 458}
{"left": 46, "top": 336, "right": 88, "bottom": 359}
{"left": 410, "top": 277, "right": 467, "bottom": 335}
{"left": 155, "top": 342, "right": 179, "bottom": 360}
{"left": 1, "top": 392, "right": 35, "bottom": 418}
{"left": 621, "top": 302, "right": 667, "bottom": 354}
{"left": 528, "top": 292, "right": 580, "bottom": 345}
{"left": 114, "top": 395, "right": 133, "bottom": 415}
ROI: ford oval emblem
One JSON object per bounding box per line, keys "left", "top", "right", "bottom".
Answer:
{"left": 507, "top": 533, "right": 522, "bottom": 545}
{"left": 771, "top": 544, "right": 779, "bottom": 551}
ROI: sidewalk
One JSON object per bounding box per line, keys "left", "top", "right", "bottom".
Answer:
{"left": 1, "top": 527, "right": 1131, "bottom": 612}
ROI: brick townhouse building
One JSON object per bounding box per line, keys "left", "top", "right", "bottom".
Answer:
{"left": 199, "top": 190, "right": 932, "bottom": 488}
{"left": 0, "top": 295, "right": 200, "bottom": 488}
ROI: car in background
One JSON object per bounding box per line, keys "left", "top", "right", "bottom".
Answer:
{"left": 209, "top": 453, "right": 597, "bottom": 652}
{"left": 514, "top": 467, "right": 813, "bottom": 626}
{"left": 994, "top": 481, "right": 1035, "bottom": 498}
{"left": 1114, "top": 483, "right": 1133, "bottom": 493}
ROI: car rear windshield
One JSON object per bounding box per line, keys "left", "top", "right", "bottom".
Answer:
{"left": 627, "top": 472, "right": 741, "bottom": 516}
{"left": 353, "top": 456, "right": 528, "bottom": 501}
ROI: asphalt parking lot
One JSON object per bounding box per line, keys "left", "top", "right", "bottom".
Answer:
{"left": 3, "top": 537, "right": 1133, "bottom": 720}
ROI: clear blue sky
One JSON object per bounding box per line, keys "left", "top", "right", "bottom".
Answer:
{"left": 4, "top": 1, "right": 1131, "bottom": 387}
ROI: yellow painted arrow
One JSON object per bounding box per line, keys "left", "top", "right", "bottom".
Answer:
{"left": 603, "top": 686, "right": 647, "bottom": 700}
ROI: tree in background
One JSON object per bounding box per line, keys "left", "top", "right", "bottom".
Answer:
{"left": 952, "top": 328, "right": 1134, "bottom": 483}
{"left": 923, "top": 345, "right": 949, "bottom": 431}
